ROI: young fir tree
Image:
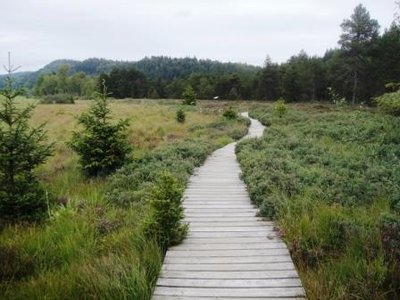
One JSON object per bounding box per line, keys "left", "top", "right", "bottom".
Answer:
{"left": 70, "top": 80, "right": 131, "bottom": 177}
{"left": 182, "top": 86, "right": 196, "bottom": 105}
{"left": 0, "top": 54, "right": 53, "bottom": 223}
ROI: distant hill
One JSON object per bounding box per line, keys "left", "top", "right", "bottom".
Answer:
{"left": 0, "top": 56, "right": 259, "bottom": 89}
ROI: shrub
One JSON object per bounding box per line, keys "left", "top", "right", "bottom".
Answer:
{"left": 0, "top": 61, "right": 53, "bottom": 223}
{"left": 40, "top": 94, "right": 74, "bottom": 104}
{"left": 375, "top": 91, "right": 400, "bottom": 116}
{"left": 70, "top": 80, "right": 131, "bottom": 177}
{"left": 176, "top": 108, "right": 186, "bottom": 123}
{"left": 182, "top": 86, "right": 196, "bottom": 105}
{"left": 106, "top": 140, "right": 213, "bottom": 207}
{"left": 237, "top": 106, "right": 400, "bottom": 298}
{"left": 274, "top": 98, "right": 288, "bottom": 118}
{"left": 142, "top": 172, "right": 187, "bottom": 250}
{"left": 223, "top": 107, "right": 238, "bottom": 120}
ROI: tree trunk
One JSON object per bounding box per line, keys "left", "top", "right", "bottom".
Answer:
{"left": 352, "top": 70, "right": 358, "bottom": 104}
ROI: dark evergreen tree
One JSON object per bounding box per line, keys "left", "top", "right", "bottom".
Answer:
{"left": 255, "top": 56, "right": 282, "bottom": 100}
{"left": 0, "top": 55, "right": 53, "bottom": 223}
{"left": 339, "top": 4, "right": 380, "bottom": 103}
{"left": 70, "top": 80, "right": 131, "bottom": 177}
{"left": 99, "top": 67, "right": 148, "bottom": 99}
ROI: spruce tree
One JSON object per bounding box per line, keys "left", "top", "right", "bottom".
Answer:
{"left": 0, "top": 54, "right": 53, "bottom": 223}
{"left": 70, "top": 80, "right": 131, "bottom": 177}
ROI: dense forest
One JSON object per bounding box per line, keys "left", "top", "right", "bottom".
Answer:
{"left": 2, "top": 4, "right": 400, "bottom": 103}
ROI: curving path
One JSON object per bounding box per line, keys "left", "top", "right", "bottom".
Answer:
{"left": 152, "top": 113, "right": 305, "bottom": 299}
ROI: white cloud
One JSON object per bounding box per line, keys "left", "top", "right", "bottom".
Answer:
{"left": 0, "top": 0, "right": 396, "bottom": 72}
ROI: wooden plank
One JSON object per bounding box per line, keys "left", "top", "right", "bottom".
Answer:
{"left": 159, "top": 270, "right": 300, "bottom": 280}
{"left": 153, "top": 296, "right": 304, "bottom": 300}
{"left": 164, "top": 256, "right": 292, "bottom": 265}
{"left": 187, "top": 231, "right": 272, "bottom": 238}
{"left": 162, "top": 262, "right": 297, "bottom": 272}
{"left": 166, "top": 249, "right": 289, "bottom": 257}
{"left": 178, "top": 237, "right": 282, "bottom": 244}
{"left": 189, "top": 227, "right": 273, "bottom": 232}
{"left": 169, "top": 243, "right": 287, "bottom": 251}
{"left": 152, "top": 114, "right": 304, "bottom": 300}
{"left": 153, "top": 287, "right": 305, "bottom": 297}
{"left": 157, "top": 278, "right": 302, "bottom": 288}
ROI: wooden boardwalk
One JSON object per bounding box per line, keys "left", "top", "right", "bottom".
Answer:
{"left": 152, "top": 113, "right": 305, "bottom": 299}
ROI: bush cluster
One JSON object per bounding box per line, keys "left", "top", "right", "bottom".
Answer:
{"left": 375, "top": 91, "right": 400, "bottom": 116}
{"left": 237, "top": 106, "right": 400, "bottom": 298}
{"left": 40, "top": 93, "right": 75, "bottom": 104}
{"left": 223, "top": 107, "right": 238, "bottom": 120}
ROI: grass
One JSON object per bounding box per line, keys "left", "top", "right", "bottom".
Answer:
{"left": 236, "top": 103, "right": 400, "bottom": 299}
{"left": 0, "top": 98, "right": 249, "bottom": 299}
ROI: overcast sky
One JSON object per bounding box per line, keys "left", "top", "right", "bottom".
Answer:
{"left": 0, "top": 0, "right": 398, "bottom": 73}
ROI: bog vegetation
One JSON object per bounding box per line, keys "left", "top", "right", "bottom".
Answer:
{"left": 236, "top": 104, "right": 400, "bottom": 299}
{"left": 0, "top": 95, "right": 249, "bottom": 299}
{"left": 0, "top": 3, "right": 399, "bottom": 300}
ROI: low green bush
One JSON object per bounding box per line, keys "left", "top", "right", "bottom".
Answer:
{"left": 223, "top": 107, "right": 238, "bottom": 120}
{"left": 375, "top": 91, "right": 400, "bottom": 116}
{"left": 40, "top": 94, "right": 75, "bottom": 104}
{"left": 237, "top": 106, "right": 400, "bottom": 298}
{"left": 176, "top": 108, "right": 186, "bottom": 123}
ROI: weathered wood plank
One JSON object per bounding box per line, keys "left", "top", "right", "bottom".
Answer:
{"left": 162, "top": 262, "right": 297, "bottom": 272}
{"left": 166, "top": 249, "right": 289, "bottom": 257}
{"left": 153, "top": 297, "right": 304, "bottom": 300}
{"left": 164, "top": 256, "right": 292, "bottom": 264}
{"left": 159, "top": 270, "right": 300, "bottom": 280}
{"left": 152, "top": 114, "right": 304, "bottom": 299}
{"left": 169, "top": 243, "right": 287, "bottom": 251}
{"left": 157, "top": 278, "right": 303, "bottom": 288}
{"left": 153, "top": 287, "right": 305, "bottom": 297}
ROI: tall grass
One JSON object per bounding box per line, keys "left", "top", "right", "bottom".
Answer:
{"left": 0, "top": 99, "right": 249, "bottom": 299}
{"left": 236, "top": 104, "right": 400, "bottom": 299}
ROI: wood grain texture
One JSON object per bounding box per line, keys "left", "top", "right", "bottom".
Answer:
{"left": 152, "top": 113, "right": 305, "bottom": 299}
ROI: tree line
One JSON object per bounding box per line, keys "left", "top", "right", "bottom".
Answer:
{"left": 33, "top": 4, "right": 400, "bottom": 104}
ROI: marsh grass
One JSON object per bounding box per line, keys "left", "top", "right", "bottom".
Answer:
{"left": 1, "top": 98, "right": 249, "bottom": 299}
{"left": 237, "top": 104, "right": 400, "bottom": 299}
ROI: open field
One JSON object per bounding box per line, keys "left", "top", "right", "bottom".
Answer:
{"left": 2, "top": 98, "right": 399, "bottom": 299}
{"left": 236, "top": 103, "right": 400, "bottom": 299}
{"left": 0, "top": 98, "right": 250, "bottom": 299}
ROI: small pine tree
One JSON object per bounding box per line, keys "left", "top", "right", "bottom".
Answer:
{"left": 0, "top": 54, "right": 53, "bottom": 222}
{"left": 142, "top": 172, "right": 187, "bottom": 250}
{"left": 176, "top": 108, "right": 186, "bottom": 123}
{"left": 182, "top": 86, "right": 196, "bottom": 105}
{"left": 70, "top": 80, "right": 131, "bottom": 177}
{"left": 223, "top": 107, "right": 238, "bottom": 120}
{"left": 274, "top": 98, "right": 288, "bottom": 118}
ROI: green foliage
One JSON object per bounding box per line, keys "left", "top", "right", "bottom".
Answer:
{"left": 182, "top": 85, "right": 196, "bottom": 105}
{"left": 0, "top": 68, "right": 53, "bottom": 223}
{"left": 176, "top": 108, "right": 186, "bottom": 123}
{"left": 273, "top": 98, "right": 288, "bottom": 118}
{"left": 70, "top": 81, "right": 131, "bottom": 177}
{"left": 40, "top": 93, "right": 75, "bottom": 104}
{"left": 35, "top": 65, "right": 96, "bottom": 99}
{"left": 238, "top": 106, "right": 400, "bottom": 298}
{"left": 142, "top": 172, "right": 187, "bottom": 250}
{"left": 99, "top": 67, "right": 148, "bottom": 99}
{"left": 223, "top": 107, "right": 238, "bottom": 120}
{"left": 106, "top": 140, "right": 214, "bottom": 207}
{"left": 375, "top": 91, "right": 400, "bottom": 116}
